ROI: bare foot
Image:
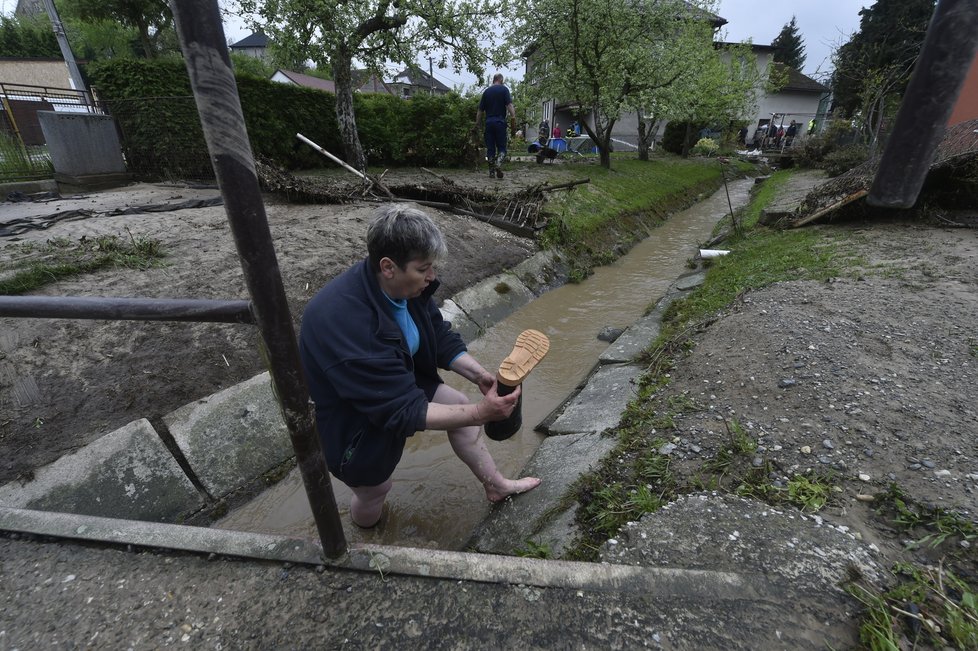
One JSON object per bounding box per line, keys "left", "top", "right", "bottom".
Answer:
{"left": 486, "top": 476, "right": 542, "bottom": 503}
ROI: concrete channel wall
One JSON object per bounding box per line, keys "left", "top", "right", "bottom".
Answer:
{"left": 0, "top": 247, "right": 707, "bottom": 557}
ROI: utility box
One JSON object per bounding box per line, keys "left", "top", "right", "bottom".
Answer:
{"left": 37, "top": 111, "right": 129, "bottom": 191}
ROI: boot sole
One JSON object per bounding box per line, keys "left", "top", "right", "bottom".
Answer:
{"left": 497, "top": 329, "right": 550, "bottom": 387}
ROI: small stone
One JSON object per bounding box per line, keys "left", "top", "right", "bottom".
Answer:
{"left": 818, "top": 455, "right": 832, "bottom": 464}
{"left": 597, "top": 326, "right": 625, "bottom": 343}
{"left": 908, "top": 463, "right": 922, "bottom": 471}
{"left": 822, "top": 439, "right": 835, "bottom": 450}
{"left": 778, "top": 378, "right": 797, "bottom": 388}
{"left": 752, "top": 456, "right": 764, "bottom": 468}
{"left": 658, "top": 443, "right": 676, "bottom": 456}
{"left": 921, "top": 459, "right": 936, "bottom": 469}
{"left": 863, "top": 448, "right": 874, "bottom": 458}
{"left": 800, "top": 445, "right": 812, "bottom": 455}
{"left": 856, "top": 494, "right": 875, "bottom": 502}
{"left": 934, "top": 469, "right": 951, "bottom": 478}
{"left": 690, "top": 445, "right": 702, "bottom": 454}
{"left": 962, "top": 540, "right": 971, "bottom": 549}
{"left": 858, "top": 473, "right": 871, "bottom": 482}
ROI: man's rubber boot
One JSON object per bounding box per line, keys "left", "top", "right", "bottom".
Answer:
{"left": 485, "top": 329, "right": 550, "bottom": 441}
{"left": 495, "top": 153, "right": 505, "bottom": 179}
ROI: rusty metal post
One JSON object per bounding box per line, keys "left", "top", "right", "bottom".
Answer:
{"left": 867, "top": 1, "right": 978, "bottom": 209}
{"left": 169, "top": 0, "right": 347, "bottom": 557}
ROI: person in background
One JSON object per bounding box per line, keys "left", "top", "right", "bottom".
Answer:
{"left": 785, "top": 120, "right": 798, "bottom": 147}
{"left": 299, "top": 205, "right": 542, "bottom": 528}
{"left": 552, "top": 123, "right": 562, "bottom": 139}
{"left": 474, "top": 73, "right": 517, "bottom": 179}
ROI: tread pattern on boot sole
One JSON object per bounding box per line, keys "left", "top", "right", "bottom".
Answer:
{"left": 497, "top": 329, "right": 550, "bottom": 387}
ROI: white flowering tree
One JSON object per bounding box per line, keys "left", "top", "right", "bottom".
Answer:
{"left": 512, "top": 0, "right": 722, "bottom": 168}
{"left": 235, "top": 0, "right": 510, "bottom": 170}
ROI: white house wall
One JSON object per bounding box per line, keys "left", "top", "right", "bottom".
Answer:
{"left": 755, "top": 90, "right": 823, "bottom": 129}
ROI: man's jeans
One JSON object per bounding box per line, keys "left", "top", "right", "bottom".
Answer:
{"left": 484, "top": 120, "right": 507, "bottom": 163}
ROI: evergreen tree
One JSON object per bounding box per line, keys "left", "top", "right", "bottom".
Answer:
{"left": 831, "top": 0, "right": 936, "bottom": 118}
{"left": 771, "top": 16, "right": 806, "bottom": 70}
{"left": 0, "top": 15, "right": 60, "bottom": 58}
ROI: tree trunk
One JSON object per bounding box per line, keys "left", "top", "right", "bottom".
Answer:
{"left": 681, "top": 122, "right": 692, "bottom": 158}
{"left": 636, "top": 111, "right": 658, "bottom": 162}
{"left": 637, "top": 112, "right": 649, "bottom": 162}
{"left": 332, "top": 55, "right": 367, "bottom": 171}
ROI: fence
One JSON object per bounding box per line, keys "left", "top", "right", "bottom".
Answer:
{"left": 0, "top": 82, "right": 95, "bottom": 183}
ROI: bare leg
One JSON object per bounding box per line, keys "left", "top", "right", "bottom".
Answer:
{"left": 432, "top": 384, "right": 541, "bottom": 502}
{"left": 349, "top": 478, "right": 392, "bottom": 528}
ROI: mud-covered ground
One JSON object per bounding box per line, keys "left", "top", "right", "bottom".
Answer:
{"left": 0, "top": 166, "right": 574, "bottom": 483}
{"left": 642, "top": 216, "right": 978, "bottom": 586}
{"left": 1, "top": 163, "right": 977, "bottom": 648}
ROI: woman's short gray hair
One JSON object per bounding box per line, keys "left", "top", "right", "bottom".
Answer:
{"left": 366, "top": 204, "right": 448, "bottom": 272}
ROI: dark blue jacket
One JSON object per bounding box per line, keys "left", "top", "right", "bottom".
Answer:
{"left": 298, "top": 258, "right": 467, "bottom": 487}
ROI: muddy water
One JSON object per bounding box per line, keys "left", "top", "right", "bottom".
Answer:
{"left": 214, "top": 179, "right": 753, "bottom": 549}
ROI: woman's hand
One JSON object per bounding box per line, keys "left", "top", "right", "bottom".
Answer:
{"left": 475, "top": 381, "right": 521, "bottom": 424}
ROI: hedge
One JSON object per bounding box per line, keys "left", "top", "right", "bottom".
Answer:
{"left": 86, "top": 58, "right": 481, "bottom": 179}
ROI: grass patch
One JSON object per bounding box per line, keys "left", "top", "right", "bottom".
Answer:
{"left": 540, "top": 156, "right": 748, "bottom": 280}
{"left": 876, "top": 484, "right": 977, "bottom": 549}
{"left": 848, "top": 564, "right": 978, "bottom": 650}
{"left": 0, "top": 233, "right": 166, "bottom": 295}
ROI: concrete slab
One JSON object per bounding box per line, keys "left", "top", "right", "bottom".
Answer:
{"left": 439, "top": 298, "right": 481, "bottom": 343}
{"left": 602, "top": 492, "right": 883, "bottom": 594}
{"left": 547, "top": 364, "right": 643, "bottom": 434}
{"left": 673, "top": 270, "right": 706, "bottom": 291}
{"left": 0, "top": 419, "right": 203, "bottom": 522}
{"left": 470, "top": 432, "right": 617, "bottom": 555}
{"left": 598, "top": 301, "right": 666, "bottom": 363}
{"left": 509, "top": 250, "right": 569, "bottom": 295}
{"left": 163, "top": 372, "right": 294, "bottom": 499}
{"left": 449, "top": 272, "right": 536, "bottom": 328}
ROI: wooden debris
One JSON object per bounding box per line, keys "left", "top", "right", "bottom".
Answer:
{"left": 790, "top": 190, "right": 868, "bottom": 228}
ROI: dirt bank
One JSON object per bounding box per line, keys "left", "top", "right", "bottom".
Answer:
{"left": 0, "top": 168, "right": 553, "bottom": 483}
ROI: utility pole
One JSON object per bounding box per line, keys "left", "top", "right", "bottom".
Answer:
{"left": 428, "top": 56, "right": 434, "bottom": 95}
{"left": 41, "top": 0, "right": 89, "bottom": 101}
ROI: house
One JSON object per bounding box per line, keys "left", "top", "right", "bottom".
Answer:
{"left": 524, "top": 8, "right": 830, "bottom": 149}
{"left": 948, "top": 51, "right": 978, "bottom": 126}
{"left": 523, "top": 3, "right": 727, "bottom": 146}
{"left": 229, "top": 32, "right": 271, "bottom": 63}
{"left": 756, "top": 62, "right": 831, "bottom": 138}
{"left": 0, "top": 57, "right": 72, "bottom": 89}
{"left": 386, "top": 67, "right": 451, "bottom": 98}
{"left": 270, "top": 69, "right": 393, "bottom": 95}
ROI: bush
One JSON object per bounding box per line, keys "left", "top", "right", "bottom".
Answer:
{"left": 691, "top": 137, "right": 719, "bottom": 157}
{"left": 795, "top": 119, "right": 862, "bottom": 169}
{"left": 822, "top": 144, "right": 870, "bottom": 177}
{"left": 87, "top": 58, "right": 482, "bottom": 179}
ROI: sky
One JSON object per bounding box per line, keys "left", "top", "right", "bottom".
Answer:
{"left": 217, "top": 0, "right": 868, "bottom": 87}
{"left": 714, "top": 1, "right": 866, "bottom": 80}
{"left": 0, "top": 0, "right": 867, "bottom": 87}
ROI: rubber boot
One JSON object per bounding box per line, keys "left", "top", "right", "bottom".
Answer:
{"left": 485, "top": 329, "right": 550, "bottom": 441}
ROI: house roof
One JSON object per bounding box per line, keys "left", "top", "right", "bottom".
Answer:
{"left": 773, "top": 63, "right": 830, "bottom": 93}
{"left": 272, "top": 69, "right": 336, "bottom": 93}
{"left": 230, "top": 32, "right": 270, "bottom": 49}
{"left": 391, "top": 68, "right": 451, "bottom": 92}
{"left": 716, "top": 41, "right": 777, "bottom": 53}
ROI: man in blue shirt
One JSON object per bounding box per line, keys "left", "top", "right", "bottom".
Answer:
{"left": 475, "top": 73, "right": 516, "bottom": 179}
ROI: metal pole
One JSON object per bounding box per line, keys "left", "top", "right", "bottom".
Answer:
{"left": 169, "top": 0, "right": 347, "bottom": 558}
{"left": 867, "top": 1, "right": 978, "bottom": 209}
{"left": 0, "top": 296, "right": 255, "bottom": 323}
{"left": 40, "top": 0, "right": 89, "bottom": 102}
